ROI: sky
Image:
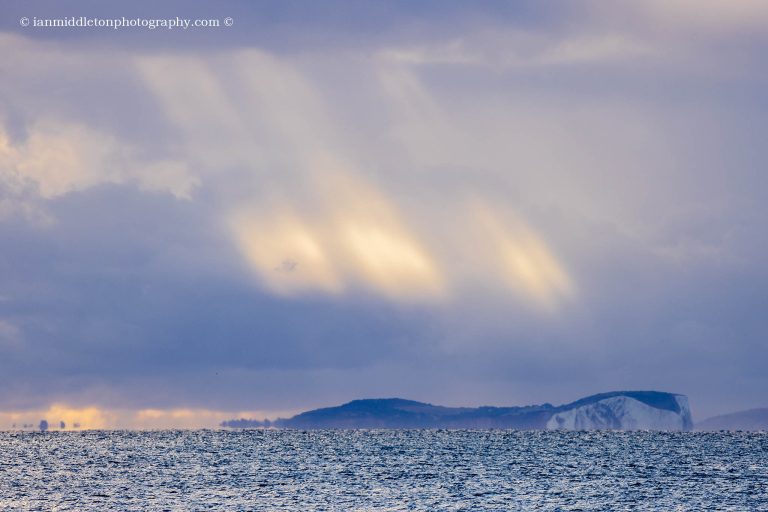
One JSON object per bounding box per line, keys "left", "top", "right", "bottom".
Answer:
{"left": 1, "top": 0, "right": 767, "bottom": 428}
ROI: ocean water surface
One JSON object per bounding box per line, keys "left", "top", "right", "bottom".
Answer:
{"left": 1, "top": 430, "right": 766, "bottom": 511}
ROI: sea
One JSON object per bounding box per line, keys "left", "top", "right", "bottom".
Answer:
{"left": 1, "top": 430, "right": 766, "bottom": 511}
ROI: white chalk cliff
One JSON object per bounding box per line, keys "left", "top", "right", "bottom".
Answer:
{"left": 546, "top": 394, "right": 692, "bottom": 431}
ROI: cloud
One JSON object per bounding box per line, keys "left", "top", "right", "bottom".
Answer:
{"left": 381, "top": 31, "right": 653, "bottom": 69}
{"left": 0, "top": 319, "right": 21, "bottom": 349}
{"left": 468, "top": 203, "right": 573, "bottom": 308}
{"left": 615, "top": 0, "right": 768, "bottom": 35}
{"left": 0, "top": 2, "right": 767, "bottom": 423}
{"left": 136, "top": 45, "right": 575, "bottom": 305}
{"left": 229, "top": 171, "right": 445, "bottom": 300}
{"left": 0, "top": 122, "right": 117, "bottom": 197}
{"left": 0, "top": 120, "right": 197, "bottom": 200}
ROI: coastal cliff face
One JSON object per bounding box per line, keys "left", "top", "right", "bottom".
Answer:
{"left": 222, "top": 391, "right": 694, "bottom": 431}
{"left": 546, "top": 394, "right": 692, "bottom": 431}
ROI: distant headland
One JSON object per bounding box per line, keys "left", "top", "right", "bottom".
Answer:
{"left": 222, "top": 390, "right": 694, "bottom": 431}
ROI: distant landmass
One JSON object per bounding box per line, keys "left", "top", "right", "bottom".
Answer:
{"left": 696, "top": 408, "right": 768, "bottom": 431}
{"left": 222, "top": 391, "right": 693, "bottom": 431}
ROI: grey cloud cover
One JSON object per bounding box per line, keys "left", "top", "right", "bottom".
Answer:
{"left": 1, "top": 1, "right": 767, "bottom": 425}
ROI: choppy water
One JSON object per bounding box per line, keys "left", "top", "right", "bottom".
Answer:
{"left": 0, "top": 430, "right": 766, "bottom": 511}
